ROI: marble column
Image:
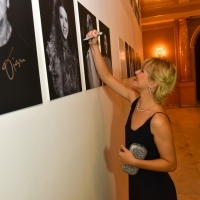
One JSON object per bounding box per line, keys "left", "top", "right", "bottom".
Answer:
{"left": 174, "top": 20, "right": 180, "bottom": 80}
{"left": 178, "top": 18, "right": 192, "bottom": 82}
{"left": 176, "top": 18, "right": 196, "bottom": 107}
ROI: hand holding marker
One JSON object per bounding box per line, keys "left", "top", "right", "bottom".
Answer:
{"left": 83, "top": 32, "right": 103, "bottom": 41}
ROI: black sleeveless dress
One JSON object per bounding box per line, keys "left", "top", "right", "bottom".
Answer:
{"left": 125, "top": 98, "right": 177, "bottom": 200}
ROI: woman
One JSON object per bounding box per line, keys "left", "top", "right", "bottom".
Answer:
{"left": 86, "top": 30, "right": 177, "bottom": 200}
{"left": 46, "top": 0, "right": 81, "bottom": 97}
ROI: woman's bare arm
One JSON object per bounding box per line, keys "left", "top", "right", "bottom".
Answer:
{"left": 88, "top": 30, "right": 139, "bottom": 102}
{"left": 119, "top": 114, "right": 177, "bottom": 172}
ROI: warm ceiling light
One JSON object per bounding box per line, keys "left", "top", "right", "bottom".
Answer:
{"left": 155, "top": 46, "right": 165, "bottom": 59}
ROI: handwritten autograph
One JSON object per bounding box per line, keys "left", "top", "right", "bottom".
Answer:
{"left": 2, "top": 47, "right": 26, "bottom": 80}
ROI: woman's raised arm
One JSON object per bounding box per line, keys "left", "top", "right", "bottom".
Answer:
{"left": 87, "top": 30, "right": 139, "bottom": 102}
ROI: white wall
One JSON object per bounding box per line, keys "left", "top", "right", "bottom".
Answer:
{"left": 0, "top": 0, "right": 143, "bottom": 199}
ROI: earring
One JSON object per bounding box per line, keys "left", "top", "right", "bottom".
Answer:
{"left": 148, "top": 86, "right": 152, "bottom": 96}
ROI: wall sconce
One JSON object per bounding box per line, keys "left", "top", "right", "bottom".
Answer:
{"left": 155, "top": 46, "right": 165, "bottom": 59}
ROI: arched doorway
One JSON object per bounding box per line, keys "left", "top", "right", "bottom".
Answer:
{"left": 195, "top": 35, "right": 200, "bottom": 102}
{"left": 190, "top": 25, "right": 200, "bottom": 104}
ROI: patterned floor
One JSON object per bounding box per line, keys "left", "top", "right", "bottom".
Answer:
{"left": 165, "top": 107, "right": 200, "bottom": 200}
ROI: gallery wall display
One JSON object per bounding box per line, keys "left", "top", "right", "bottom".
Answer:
{"left": 118, "top": 37, "right": 127, "bottom": 79}
{"left": 130, "top": 0, "right": 141, "bottom": 26}
{"left": 125, "top": 41, "right": 141, "bottom": 78}
{"left": 0, "top": 0, "right": 42, "bottom": 115}
{"left": 135, "top": 52, "right": 142, "bottom": 70}
{"left": 78, "top": 2, "right": 102, "bottom": 90}
{"left": 99, "top": 21, "right": 113, "bottom": 74}
{"left": 129, "top": 46, "right": 136, "bottom": 77}
{"left": 125, "top": 42, "right": 131, "bottom": 78}
{"left": 39, "top": 0, "right": 82, "bottom": 100}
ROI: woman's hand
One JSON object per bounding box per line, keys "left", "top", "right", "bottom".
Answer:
{"left": 86, "top": 29, "right": 99, "bottom": 46}
{"left": 118, "top": 145, "right": 136, "bottom": 166}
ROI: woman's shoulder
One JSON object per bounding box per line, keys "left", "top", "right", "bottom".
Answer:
{"left": 46, "top": 40, "right": 56, "bottom": 53}
{"left": 150, "top": 107, "right": 170, "bottom": 127}
{"left": 150, "top": 109, "right": 173, "bottom": 139}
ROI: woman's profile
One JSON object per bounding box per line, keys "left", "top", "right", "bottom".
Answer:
{"left": 46, "top": 0, "right": 81, "bottom": 98}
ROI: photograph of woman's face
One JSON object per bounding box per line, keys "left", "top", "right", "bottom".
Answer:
{"left": 0, "top": 0, "right": 8, "bottom": 21}
{"left": 104, "top": 34, "right": 108, "bottom": 55}
{"left": 59, "top": 6, "right": 69, "bottom": 40}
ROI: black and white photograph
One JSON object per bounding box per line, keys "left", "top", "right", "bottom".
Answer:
{"left": 99, "top": 20, "right": 112, "bottom": 74}
{"left": 118, "top": 37, "right": 127, "bottom": 79}
{"left": 129, "top": 47, "right": 136, "bottom": 77}
{"left": 0, "top": 0, "right": 42, "bottom": 115}
{"left": 130, "top": 0, "right": 141, "bottom": 26}
{"left": 39, "top": 0, "right": 82, "bottom": 100}
{"left": 135, "top": 51, "right": 141, "bottom": 70}
{"left": 78, "top": 2, "right": 102, "bottom": 90}
{"left": 125, "top": 42, "right": 137, "bottom": 78}
{"left": 125, "top": 42, "right": 131, "bottom": 78}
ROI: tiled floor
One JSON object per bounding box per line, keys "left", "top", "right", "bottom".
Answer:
{"left": 165, "top": 107, "right": 200, "bottom": 200}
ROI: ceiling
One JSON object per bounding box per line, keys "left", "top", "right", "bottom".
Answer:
{"left": 140, "top": 0, "right": 200, "bottom": 25}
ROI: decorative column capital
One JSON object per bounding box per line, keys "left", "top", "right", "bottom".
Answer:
{"left": 174, "top": 18, "right": 190, "bottom": 26}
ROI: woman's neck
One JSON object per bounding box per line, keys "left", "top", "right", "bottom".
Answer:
{"left": 139, "top": 92, "right": 156, "bottom": 108}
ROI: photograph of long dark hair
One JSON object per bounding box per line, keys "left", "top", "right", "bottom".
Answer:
{"left": 39, "top": 0, "right": 82, "bottom": 99}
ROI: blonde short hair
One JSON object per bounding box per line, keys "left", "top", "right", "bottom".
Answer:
{"left": 142, "top": 57, "right": 177, "bottom": 104}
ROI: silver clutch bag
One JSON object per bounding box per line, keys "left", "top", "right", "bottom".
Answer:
{"left": 122, "top": 143, "right": 147, "bottom": 175}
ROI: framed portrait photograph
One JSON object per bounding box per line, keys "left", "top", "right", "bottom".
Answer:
{"left": 125, "top": 42, "right": 137, "bottom": 78}
{"left": 78, "top": 2, "right": 102, "bottom": 90}
{"left": 129, "top": 47, "right": 136, "bottom": 77}
{"left": 131, "top": 0, "right": 141, "bottom": 26}
{"left": 135, "top": 52, "right": 141, "bottom": 70}
{"left": 39, "top": 0, "right": 82, "bottom": 100}
{"left": 99, "top": 20, "right": 112, "bottom": 75}
{"left": 125, "top": 42, "right": 131, "bottom": 78}
{"left": 118, "top": 37, "right": 127, "bottom": 79}
{"left": 0, "top": 0, "right": 42, "bottom": 115}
